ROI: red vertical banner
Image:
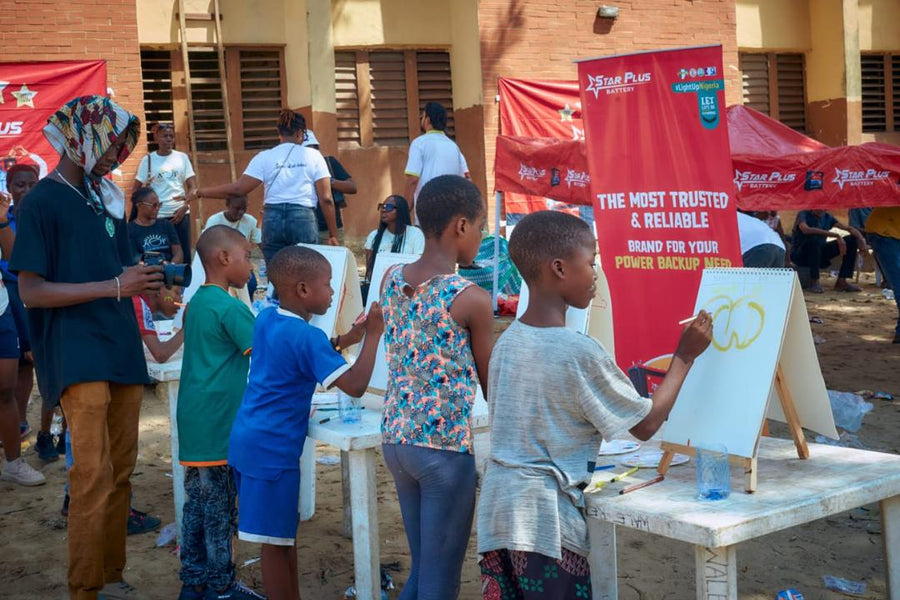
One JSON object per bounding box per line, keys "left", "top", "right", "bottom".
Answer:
{"left": 0, "top": 61, "right": 107, "bottom": 192}
{"left": 577, "top": 46, "right": 741, "bottom": 385}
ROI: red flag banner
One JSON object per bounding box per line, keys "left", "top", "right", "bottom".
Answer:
{"left": 498, "top": 78, "right": 583, "bottom": 139}
{"left": 494, "top": 135, "right": 591, "bottom": 205}
{"left": 0, "top": 61, "right": 107, "bottom": 192}
{"left": 497, "top": 78, "right": 592, "bottom": 223}
{"left": 577, "top": 45, "right": 742, "bottom": 380}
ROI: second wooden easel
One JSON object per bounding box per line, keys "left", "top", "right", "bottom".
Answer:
{"left": 657, "top": 365, "right": 809, "bottom": 493}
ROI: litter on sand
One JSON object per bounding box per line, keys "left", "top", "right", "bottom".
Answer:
{"left": 822, "top": 575, "right": 866, "bottom": 596}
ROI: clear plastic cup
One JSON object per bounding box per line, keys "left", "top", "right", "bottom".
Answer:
{"left": 338, "top": 391, "right": 361, "bottom": 424}
{"left": 696, "top": 443, "right": 730, "bottom": 500}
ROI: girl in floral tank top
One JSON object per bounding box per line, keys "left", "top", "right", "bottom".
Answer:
{"left": 380, "top": 175, "right": 494, "bottom": 600}
{"left": 381, "top": 266, "right": 477, "bottom": 452}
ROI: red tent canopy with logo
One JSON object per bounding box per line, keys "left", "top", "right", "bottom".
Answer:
{"left": 728, "top": 104, "right": 900, "bottom": 209}
{"left": 493, "top": 78, "right": 900, "bottom": 212}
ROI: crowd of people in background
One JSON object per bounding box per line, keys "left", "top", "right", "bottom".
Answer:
{"left": 1, "top": 89, "right": 896, "bottom": 600}
{"left": 0, "top": 94, "right": 475, "bottom": 600}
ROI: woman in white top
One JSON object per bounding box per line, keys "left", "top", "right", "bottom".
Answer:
{"left": 364, "top": 195, "right": 425, "bottom": 282}
{"left": 132, "top": 123, "right": 197, "bottom": 257}
{"left": 191, "top": 110, "right": 338, "bottom": 264}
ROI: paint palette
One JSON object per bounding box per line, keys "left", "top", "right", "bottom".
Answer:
{"left": 621, "top": 450, "right": 690, "bottom": 468}
{"left": 598, "top": 439, "right": 641, "bottom": 456}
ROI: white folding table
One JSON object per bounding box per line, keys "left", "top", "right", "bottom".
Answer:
{"left": 585, "top": 437, "right": 900, "bottom": 600}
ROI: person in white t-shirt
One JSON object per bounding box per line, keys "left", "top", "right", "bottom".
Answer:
{"left": 737, "top": 210, "right": 786, "bottom": 268}
{"left": 204, "top": 193, "right": 263, "bottom": 301}
{"left": 133, "top": 123, "right": 197, "bottom": 257}
{"left": 404, "top": 102, "right": 469, "bottom": 222}
{"left": 364, "top": 195, "right": 425, "bottom": 283}
{"left": 204, "top": 194, "right": 263, "bottom": 245}
{"left": 191, "top": 110, "right": 338, "bottom": 264}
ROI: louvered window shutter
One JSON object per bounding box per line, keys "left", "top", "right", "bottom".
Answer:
{"left": 239, "top": 50, "right": 283, "bottom": 150}
{"left": 335, "top": 51, "right": 361, "bottom": 145}
{"left": 188, "top": 50, "right": 228, "bottom": 152}
{"left": 776, "top": 54, "right": 806, "bottom": 131}
{"left": 740, "top": 53, "right": 770, "bottom": 115}
{"left": 861, "top": 54, "right": 889, "bottom": 133}
{"left": 369, "top": 52, "right": 409, "bottom": 146}
{"left": 140, "top": 49, "right": 174, "bottom": 152}
{"left": 416, "top": 51, "right": 455, "bottom": 137}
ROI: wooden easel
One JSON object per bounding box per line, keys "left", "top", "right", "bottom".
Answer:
{"left": 657, "top": 365, "right": 809, "bottom": 493}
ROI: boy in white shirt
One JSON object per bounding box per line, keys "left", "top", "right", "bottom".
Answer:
{"left": 204, "top": 194, "right": 262, "bottom": 301}
{"left": 205, "top": 194, "right": 262, "bottom": 245}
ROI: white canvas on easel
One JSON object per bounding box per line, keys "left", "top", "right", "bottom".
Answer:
{"left": 362, "top": 252, "right": 420, "bottom": 394}
{"left": 515, "top": 263, "right": 616, "bottom": 360}
{"left": 298, "top": 244, "right": 364, "bottom": 342}
{"left": 660, "top": 268, "right": 838, "bottom": 491}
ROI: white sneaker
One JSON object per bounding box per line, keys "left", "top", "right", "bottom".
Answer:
{"left": 99, "top": 581, "right": 147, "bottom": 600}
{"left": 0, "top": 457, "right": 46, "bottom": 486}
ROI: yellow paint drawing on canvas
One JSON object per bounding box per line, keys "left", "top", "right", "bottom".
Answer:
{"left": 702, "top": 294, "right": 765, "bottom": 351}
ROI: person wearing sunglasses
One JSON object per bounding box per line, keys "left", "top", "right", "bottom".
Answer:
{"left": 127, "top": 187, "right": 184, "bottom": 264}
{"left": 364, "top": 195, "right": 425, "bottom": 283}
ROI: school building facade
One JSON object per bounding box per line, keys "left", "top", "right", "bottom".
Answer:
{"left": 0, "top": 0, "right": 897, "bottom": 241}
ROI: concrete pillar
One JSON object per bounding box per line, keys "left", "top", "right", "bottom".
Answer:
{"left": 806, "top": 0, "right": 860, "bottom": 145}
{"left": 306, "top": 0, "right": 338, "bottom": 156}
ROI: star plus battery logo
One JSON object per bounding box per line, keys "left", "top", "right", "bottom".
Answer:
{"left": 733, "top": 170, "right": 797, "bottom": 191}
{"left": 565, "top": 169, "right": 590, "bottom": 188}
{"left": 832, "top": 168, "right": 891, "bottom": 189}
{"left": 0, "top": 122, "right": 24, "bottom": 138}
{"left": 584, "top": 71, "right": 651, "bottom": 98}
{"left": 518, "top": 163, "right": 546, "bottom": 182}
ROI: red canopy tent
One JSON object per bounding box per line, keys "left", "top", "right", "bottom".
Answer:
{"left": 493, "top": 78, "right": 900, "bottom": 213}
{"left": 728, "top": 104, "right": 900, "bottom": 210}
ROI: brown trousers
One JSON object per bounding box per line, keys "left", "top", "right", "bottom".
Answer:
{"left": 60, "top": 382, "right": 143, "bottom": 600}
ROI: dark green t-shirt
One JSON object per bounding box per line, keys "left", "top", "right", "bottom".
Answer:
{"left": 9, "top": 178, "right": 149, "bottom": 406}
{"left": 177, "top": 285, "right": 255, "bottom": 464}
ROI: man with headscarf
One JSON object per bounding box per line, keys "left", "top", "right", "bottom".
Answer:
{"left": 10, "top": 96, "right": 164, "bottom": 600}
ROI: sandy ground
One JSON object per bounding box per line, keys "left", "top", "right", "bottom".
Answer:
{"left": 2, "top": 270, "right": 899, "bottom": 599}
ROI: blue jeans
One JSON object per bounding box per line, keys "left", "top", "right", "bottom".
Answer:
{"left": 180, "top": 466, "right": 237, "bottom": 590}
{"left": 870, "top": 233, "right": 900, "bottom": 336}
{"left": 382, "top": 444, "right": 476, "bottom": 600}
{"left": 261, "top": 203, "right": 318, "bottom": 264}
{"left": 742, "top": 243, "right": 786, "bottom": 269}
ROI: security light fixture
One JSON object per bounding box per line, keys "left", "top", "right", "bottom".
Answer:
{"left": 597, "top": 5, "right": 619, "bottom": 19}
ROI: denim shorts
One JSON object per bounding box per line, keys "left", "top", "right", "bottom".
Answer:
{"left": 261, "top": 203, "right": 318, "bottom": 264}
{"left": 5, "top": 280, "right": 30, "bottom": 355}
{"left": 0, "top": 303, "right": 20, "bottom": 359}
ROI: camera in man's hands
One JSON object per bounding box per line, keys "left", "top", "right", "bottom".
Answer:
{"left": 142, "top": 251, "right": 192, "bottom": 288}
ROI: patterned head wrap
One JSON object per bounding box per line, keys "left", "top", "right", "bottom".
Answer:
{"left": 43, "top": 96, "right": 140, "bottom": 219}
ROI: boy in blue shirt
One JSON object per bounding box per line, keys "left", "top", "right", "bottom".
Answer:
{"left": 228, "top": 245, "right": 383, "bottom": 599}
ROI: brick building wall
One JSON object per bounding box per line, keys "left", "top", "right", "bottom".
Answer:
{"left": 0, "top": 0, "right": 145, "bottom": 189}
{"left": 478, "top": 0, "right": 741, "bottom": 220}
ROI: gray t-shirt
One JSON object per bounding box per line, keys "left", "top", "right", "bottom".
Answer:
{"left": 477, "top": 320, "right": 652, "bottom": 558}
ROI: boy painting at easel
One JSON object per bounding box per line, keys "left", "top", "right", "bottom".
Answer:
{"left": 476, "top": 211, "right": 713, "bottom": 597}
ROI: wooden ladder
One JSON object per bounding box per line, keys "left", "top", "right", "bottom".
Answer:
{"left": 176, "top": 0, "right": 237, "bottom": 187}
